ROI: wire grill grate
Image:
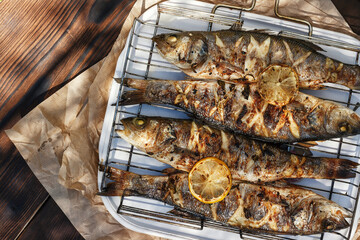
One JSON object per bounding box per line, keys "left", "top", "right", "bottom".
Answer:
{"left": 99, "top": 1, "right": 360, "bottom": 239}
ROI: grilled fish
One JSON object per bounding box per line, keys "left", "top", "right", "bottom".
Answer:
{"left": 120, "top": 78, "right": 360, "bottom": 142}
{"left": 100, "top": 167, "right": 351, "bottom": 235}
{"left": 153, "top": 29, "right": 360, "bottom": 90}
{"left": 116, "top": 117, "right": 357, "bottom": 182}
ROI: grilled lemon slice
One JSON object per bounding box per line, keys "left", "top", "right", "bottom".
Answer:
{"left": 188, "top": 157, "right": 232, "bottom": 204}
{"left": 258, "top": 64, "right": 299, "bottom": 106}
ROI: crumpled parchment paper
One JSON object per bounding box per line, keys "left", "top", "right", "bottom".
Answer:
{"left": 5, "top": 0, "right": 360, "bottom": 239}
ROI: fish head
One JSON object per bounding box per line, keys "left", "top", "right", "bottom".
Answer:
{"left": 291, "top": 196, "right": 351, "bottom": 233}
{"left": 325, "top": 104, "right": 360, "bottom": 137}
{"left": 153, "top": 32, "right": 208, "bottom": 72}
{"left": 117, "top": 117, "right": 177, "bottom": 152}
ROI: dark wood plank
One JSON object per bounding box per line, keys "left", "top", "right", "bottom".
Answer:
{"left": 332, "top": 0, "right": 360, "bottom": 35}
{"left": 0, "top": 0, "right": 135, "bottom": 128}
{"left": 17, "top": 197, "right": 84, "bottom": 240}
{"left": 0, "top": 138, "right": 49, "bottom": 240}
{"left": 0, "top": 0, "right": 135, "bottom": 238}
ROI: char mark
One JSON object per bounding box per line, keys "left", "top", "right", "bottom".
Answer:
{"left": 237, "top": 105, "right": 248, "bottom": 122}
{"left": 242, "top": 84, "right": 250, "bottom": 100}
{"left": 262, "top": 148, "right": 274, "bottom": 157}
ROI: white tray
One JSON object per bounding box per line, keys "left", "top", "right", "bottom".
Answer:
{"left": 98, "top": 1, "right": 360, "bottom": 239}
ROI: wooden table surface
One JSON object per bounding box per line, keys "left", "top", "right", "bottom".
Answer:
{"left": 0, "top": 0, "right": 359, "bottom": 239}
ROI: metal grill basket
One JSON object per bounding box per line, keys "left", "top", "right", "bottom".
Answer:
{"left": 98, "top": 1, "right": 360, "bottom": 239}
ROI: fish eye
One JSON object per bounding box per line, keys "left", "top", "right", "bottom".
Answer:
{"left": 133, "top": 118, "right": 146, "bottom": 128}
{"left": 166, "top": 35, "right": 177, "bottom": 44}
{"left": 322, "top": 219, "right": 335, "bottom": 230}
{"left": 339, "top": 122, "right": 350, "bottom": 133}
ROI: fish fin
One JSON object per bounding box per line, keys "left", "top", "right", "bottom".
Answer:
{"left": 277, "top": 31, "right": 325, "bottom": 52}
{"left": 120, "top": 78, "right": 150, "bottom": 105}
{"left": 248, "top": 29, "right": 276, "bottom": 34}
{"left": 97, "top": 182, "right": 140, "bottom": 197}
{"left": 120, "top": 90, "right": 148, "bottom": 105}
{"left": 123, "top": 78, "right": 148, "bottom": 90}
{"left": 104, "top": 166, "right": 139, "bottom": 182}
{"left": 97, "top": 169, "right": 139, "bottom": 196}
{"left": 324, "top": 158, "right": 358, "bottom": 179}
{"left": 291, "top": 38, "right": 325, "bottom": 52}
{"left": 289, "top": 144, "right": 313, "bottom": 157}
{"left": 162, "top": 168, "right": 185, "bottom": 175}
{"left": 230, "top": 21, "right": 243, "bottom": 31}
{"left": 239, "top": 28, "right": 325, "bottom": 52}
{"left": 266, "top": 180, "right": 290, "bottom": 188}
{"left": 296, "top": 141, "right": 318, "bottom": 148}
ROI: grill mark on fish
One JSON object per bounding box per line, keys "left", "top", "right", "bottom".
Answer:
{"left": 101, "top": 168, "right": 352, "bottom": 235}
{"left": 235, "top": 36, "right": 243, "bottom": 48}
{"left": 263, "top": 104, "right": 282, "bottom": 130}
{"left": 293, "top": 51, "right": 312, "bottom": 67}
{"left": 262, "top": 147, "right": 274, "bottom": 157}
{"left": 237, "top": 105, "right": 248, "bottom": 123}
{"left": 215, "top": 34, "right": 225, "bottom": 48}
{"left": 242, "top": 84, "right": 250, "bottom": 100}
{"left": 116, "top": 116, "right": 358, "bottom": 182}
{"left": 283, "top": 40, "right": 294, "bottom": 63}
{"left": 121, "top": 78, "right": 360, "bottom": 143}
{"left": 287, "top": 112, "right": 300, "bottom": 139}
{"left": 153, "top": 30, "right": 360, "bottom": 90}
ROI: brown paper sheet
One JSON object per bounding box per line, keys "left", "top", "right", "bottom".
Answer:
{"left": 5, "top": 0, "right": 360, "bottom": 239}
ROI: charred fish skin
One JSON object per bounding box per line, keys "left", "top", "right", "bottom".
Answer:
{"left": 153, "top": 30, "right": 360, "bottom": 90}
{"left": 100, "top": 168, "right": 351, "bottom": 235}
{"left": 120, "top": 78, "right": 360, "bottom": 143}
{"left": 117, "top": 117, "right": 358, "bottom": 182}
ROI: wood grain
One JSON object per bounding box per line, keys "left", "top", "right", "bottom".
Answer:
{"left": 0, "top": 0, "right": 134, "bottom": 238}
{"left": 17, "top": 197, "right": 84, "bottom": 240}
{"left": 0, "top": 0, "right": 135, "bottom": 128}
{"left": 0, "top": 145, "right": 49, "bottom": 240}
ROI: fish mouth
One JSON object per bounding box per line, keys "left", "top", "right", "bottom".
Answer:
{"left": 115, "top": 128, "right": 125, "bottom": 137}
{"left": 152, "top": 35, "right": 162, "bottom": 43}
{"left": 351, "top": 113, "right": 360, "bottom": 134}
{"left": 116, "top": 118, "right": 131, "bottom": 137}
{"left": 321, "top": 206, "right": 351, "bottom": 232}
{"left": 152, "top": 35, "right": 167, "bottom": 54}
{"left": 323, "top": 218, "right": 350, "bottom": 232}
{"left": 119, "top": 118, "right": 128, "bottom": 131}
{"left": 343, "top": 113, "right": 360, "bottom": 137}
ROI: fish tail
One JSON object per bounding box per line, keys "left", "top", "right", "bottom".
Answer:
{"left": 354, "top": 65, "right": 360, "bottom": 90}
{"left": 98, "top": 167, "right": 171, "bottom": 198}
{"left": 123, "top": 78, "right": 148, "bottom": 90}
{"left": 120, "top": 78, "right": 150, "bottom": 105}
{"left": 97, "top": 181, "right": 136, "bottom": 196}
{"left": 336, "top": 64, "right": 360, "bottom": 90}
{"left": 97, "top": 168, "right": 140, "bottom": 196}
{"left": 120, "top": 90, "right": 148, "bottom": 105}
{"left": 320, "top": 157, "right": 358, "bottom": 179}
